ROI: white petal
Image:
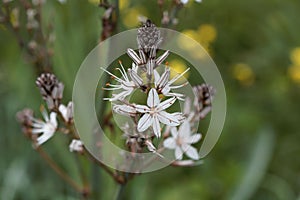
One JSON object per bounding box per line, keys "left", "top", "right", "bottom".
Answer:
{"left": 49, "top": 112, "right": 57, "bottom": 127}
{"left": 170, "top": 127, "right": 179, "bottom": 138}
{"left": 184, "top": 134, "right": 202, "bottom": 144}
{"left": 36, "top": 131, "right": 54, "bottom": 146}
{"left": 179, "top": 121, "right": 191, "bottom": 137}
{"left": 139, "top": 49, "right": 147, "bottom": 64}
{"left": 146, "top": 59, "right": 155, "bottom": 76}
{"left": 175, "top": 146, "right": 183, "bottom": 160}
{"left": 157, "top": 96, "right": 176, "bottom": 111}
{"left": 135, "top": 105, "right": 150, "bottom": 113}
{"left": 128, "top": 68, "right": 143, "bottom": 86}
{"left": 113, "top": 104, "right": 136, "bottom": 115}
{"left": 171, "top": 112, "right": 185, "bottom": 122}
{"left": 32, "top": 121, "right": 45, "bottom": 129}
{"left": 132, "top": 62, "right": 138, "bottom": 72}
{"left": 137, "top": 113, "right": 152, "bottom": 132}
{"left": 155, "top": 50, "right": 169, "bottom": 65}
{"left": 163, "top": 137, "right": 176, "bottom": 149}
{"left": 161, "top": 85, "right": 171, "bottom": 95}
{"left": 183, "top": 144, "right": 199, "bottom": 160}
{"left": 157, "top": 67, "right": 170, "bottom": 89}
{"left": 127, "top": 48, "right": 142, "bottom": 65}
{"left": 157, "top": 111, "right": 180, "bottom": 126}
{"left": 153, "top": 70, "right": 160, "bottom": 87}
{"left": 59, "top": 104, "right": 68, "bottom": 121}
{"left": 152, "top": 115, "right": 161, "bottom": 137}
{"left": 147, "top": 88, "right": 160, "bottom": 107}
{"left": 181, "top": 0, "right": 188, "bottom": 4}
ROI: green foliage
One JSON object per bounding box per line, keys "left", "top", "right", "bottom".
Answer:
{"left": 1, "top": 0, "right": 300, "bottom": 199}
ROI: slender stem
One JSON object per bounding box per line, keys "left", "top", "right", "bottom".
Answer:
{"left": 83, "top": 148, "right": 125, "bottom": 183}
{"left": 115, "top": 183, "right": 126, "bottom": 200}
{"left": 35, "top": 146, "right": 82, "bottom": 193}
{"left": 74, "top": 154, "right": 89, "bottom": 189}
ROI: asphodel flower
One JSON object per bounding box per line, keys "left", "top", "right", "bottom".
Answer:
{"left": 31, "top": 110, "right": 58, "bottom": 146}
{"left": 136, "top": 88, "right": 183, "bottom": 137}
{"left": 163, "top": 121, "right": 201, "bottom": 160}
{"left": 101, "top": 61, "right": 144, "bottom": 101}
{"left": 154, "top": 67, "right": 190, "bottom": 100}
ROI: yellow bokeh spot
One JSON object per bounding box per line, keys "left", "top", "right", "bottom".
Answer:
{"left": 88, "top": 0, "right": 99, "bottom": 5}
{"left": 179, "top": 24, "right": 217, "bottom": 57}
{"left": 168, "top": 59, "right": 189, "bottom": 84}
{"left": 178, "top": 30, "right": 199, "bottom": 51}
{"left": 288, "top": 65, "right": 300, "bottom": 84}
{"left": 290, "top": 47, "right": 300, "bottom": 66}
{"left": 122, "top": 7, "right": 147, "bottom": 28}
{"left": 119, "top": 0, "right": 129, "bottom": 10}
{"left": 198, "top": 24, "right": 217, "bottom": 43}
{"left": 181, "top": 29, "right": 200, "bottom": 41}
{"left": 232, "top": 63, "right": 255, "bottom": 86}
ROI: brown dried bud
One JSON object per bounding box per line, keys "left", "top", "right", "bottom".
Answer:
{"left": 16, "top": 108, "right": 34, "bottom": 136}
{"left": 36, "top": 73, "right": 64, "bottom": 110}
{"left": 193, "top": 84, "right": 215, "bottom": 115}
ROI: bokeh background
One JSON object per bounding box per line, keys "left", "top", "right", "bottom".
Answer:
{"left": 1, "top": 0, "right": 300, "bottom": 199}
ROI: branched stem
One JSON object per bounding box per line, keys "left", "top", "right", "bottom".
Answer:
{"left": 35, "top": 146, "right": 83, "bottom": 194}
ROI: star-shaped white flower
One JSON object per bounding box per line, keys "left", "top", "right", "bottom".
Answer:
{"left": 59, "top": 101, "right": 73, "bottom": 123}
{"left": 136, "top": 88, "right": 183, "bottom": 137}
{"left": 101, "top": 61, "right": 143, "bottom": 101}
{"left": 163, "top": 121, "right": 201, "bottom": 160}
{"left": 154, "top": 67, "right": 189, "bottom": 100}
{"left": 31, "top": 110, "right": 57, "bottom": 146}
{"left": 69, "top": 139, "right": 83, "bottom": 153}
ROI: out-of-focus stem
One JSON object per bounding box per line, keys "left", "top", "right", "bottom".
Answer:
{"left": 115, "top": 183, "right": 126, "bottom": 200}
{"left": 35, "top": 146, "right": 83, "bottom": 194}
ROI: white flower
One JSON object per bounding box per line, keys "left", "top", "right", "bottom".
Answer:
{"left": 69, "top": 139, "right": 83, "bottom": 152}
{"left": 101, "top": 61, "right": 143, "bottom": 101}
{"left": 163, "top": 121, "right": 201, "bottom": 160}
{"left": 136, "top": 88, "right": 183, "bottom": 137}
{"left": 181, "top": 0, "right": 202, "bottom": 4}
{"left": 126, "top": 48, "right": 170, "bottom": 72}
{"left": 31, "top": 110, "right": 57, "bottom": 146}
{"left": 154, "top": 67, "right": 189, "bottom": 100}
{"left": 59, "top": 101, "right": 73, "bottom": 123}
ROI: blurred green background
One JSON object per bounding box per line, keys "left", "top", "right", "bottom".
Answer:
{"left": 1, "top": 0, "right": 300, "bottom": 199}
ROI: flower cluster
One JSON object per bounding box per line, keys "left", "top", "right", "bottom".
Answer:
{"left": 102, "top": 21, "right": 215, "bottom": 164}
{"left": 17, "top": 73, "right": 80, "bottom": 150}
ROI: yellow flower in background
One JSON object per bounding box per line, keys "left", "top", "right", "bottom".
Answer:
{"left": 179, "top": 29, "right": 199, "bottom": 51}
{"left": 290, "top": 47, "right": 300, "bottom": 66}
{"left": 88, "top": 0, "right": 98, "bottom": 5}
{"left": 288, "top": 65, "right": 300, "bottom": 84}
{"left": 119, "top": 0, "right": 129, "bottom": 10}
{"left": 178, "top": 24, "right": 217, "bottom": 57}
{"left": 168, "top": 59, "right": 189, "bottom": 84}
{"left": 198, "top": 24, "right": 217, "bottom": 44}
{"left": 232, "top": 63, "right": 255, "bottom": 86}
{"left": 123, "top": 7, "right": 147, "bottom": 28}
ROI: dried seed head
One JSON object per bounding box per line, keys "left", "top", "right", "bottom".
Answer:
{"left": 193, "top": 84, "right": 215, "bottom": 112}
{"left": 36, "top": 73, "right": 64, "bottom": 110}
{"left": 137, "top": 20, "right": 162, "bottom": 54}
{"left": 16, "top": 108, "right": 34, "bottom": 136}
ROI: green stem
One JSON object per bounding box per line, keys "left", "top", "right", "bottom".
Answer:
{"left": 35, "top": 147, "right": 82, "bottom": 193}
{"left": 115, "top": 183, "right": 126, "bottom": 200}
